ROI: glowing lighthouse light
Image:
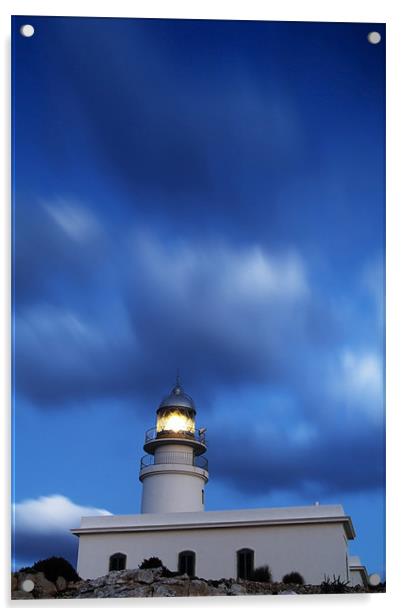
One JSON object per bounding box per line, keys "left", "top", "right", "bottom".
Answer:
{"left": 157, "top": 409, "right": 195, "bottom": 434}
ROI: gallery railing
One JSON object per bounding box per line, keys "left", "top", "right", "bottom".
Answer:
{"left": 145, "top": 426, "right": 207, "bottom": 446}
{"left": 140, "top": 452, "right": 209, "bottom": 471}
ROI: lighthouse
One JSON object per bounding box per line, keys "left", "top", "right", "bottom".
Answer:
{"left": 139, "top": 379, "right": 209, "bottom": 514}
{"left": 73, "top": 379, "right": 364, "bottom": 585}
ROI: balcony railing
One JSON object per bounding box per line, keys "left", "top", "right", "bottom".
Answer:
{"left": 140, "top": 452, "right": 209, "bottom": 471}
{"left": 145, "top": 426, "right": 207, "bottom": 446}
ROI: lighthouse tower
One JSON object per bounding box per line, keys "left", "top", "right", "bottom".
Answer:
{"left": 139, "top": 380, "right": 208, "bottom": 514}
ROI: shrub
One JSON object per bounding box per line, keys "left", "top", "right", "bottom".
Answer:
{"left": 249, "top": 565, "right": 272, "bottom": 583}
{"left": 17, "top": 566, "right": 36, "bottom": 574}
{"left": 164, "top": 569, "right": 179, "bottom": 578}
{"left": 320, "top": 574, "right": 350, "bottom": 594}
{"left": 138, "top": 556, "right": 175, "bottom": 576}
{"left": 29, "top": 557, "right": 80, "bottom": 583}
{"left": 282, "top": 571, "right": 305, "bottom": 584}
{"left": 139, "top": 556, "right": 164, "bottom": 569}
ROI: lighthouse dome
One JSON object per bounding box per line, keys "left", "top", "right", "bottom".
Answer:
{"left": 158, "top": 384, "right": 196, "bottom": 412}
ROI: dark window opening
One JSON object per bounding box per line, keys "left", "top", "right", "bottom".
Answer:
{"left": 178, "top": 550, "right": 195, "bottom": 576}
{"left": 202, "top": 489, "right": 204, "bottom": 505}
{"left": 109, "top": 552, "right": 127, "bottom": 571}
{"left": 237, "top": 548, "right": 254, "bottom": 580}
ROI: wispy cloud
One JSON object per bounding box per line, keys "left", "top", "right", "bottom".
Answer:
{"left": 43, "top": 200, "right": 103, "bottom": 243}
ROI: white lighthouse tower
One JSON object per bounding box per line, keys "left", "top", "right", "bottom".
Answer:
{"left": 139, "top": 379, "right": 208, "bottom": 514}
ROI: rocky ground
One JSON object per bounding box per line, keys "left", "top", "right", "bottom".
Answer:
{"left": 11, "top": 567, "right": 385, "bottom": 600}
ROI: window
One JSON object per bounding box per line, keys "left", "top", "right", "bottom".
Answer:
{"left": 178, "top": 550, "right": 196, "bottom": 576}
{"left": 202, "top": 489, "right": 204, "bottom": 505}
{"left": 237, "top": 548, "right": 254, "bottom": 580}
{"left": 109, "top": 552, "right": 127, "bottom": 571}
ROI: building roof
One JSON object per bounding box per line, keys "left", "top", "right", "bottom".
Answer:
{"left": 71, "top": 504, "right": 355, "bottom": 539}
{"left": 158, "top": 383, "right": 196, "bottom": 412}
{"left": 349, "top": 555, "right": 370, "bottom": 586}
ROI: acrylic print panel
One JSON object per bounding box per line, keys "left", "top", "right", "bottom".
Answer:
{"left": 11, "top": 16, "right": 385, "bottom": 598}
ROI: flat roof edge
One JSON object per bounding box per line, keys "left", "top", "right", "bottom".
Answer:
{"left": 71, "top": 514, "right": 355, "bottom": 537}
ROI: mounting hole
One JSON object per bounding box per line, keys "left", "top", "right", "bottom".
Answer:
{"left": 369, "top": 573, "right": 381, "bottom": 586}
{"left": 367, "top": 31, "right": 381, "bottom": 45}
{"left": 21, "top": 579, "right": 35, "bottom": 592}
{"left": 20, "top": 24, "right": 35, "bottom": 38}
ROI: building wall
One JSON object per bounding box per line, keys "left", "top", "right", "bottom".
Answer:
{"left": 77, "top": 522, "right": 349, "bottom": 584}
{"left": 350, "top": 569, "right": 366, "bottom": 587}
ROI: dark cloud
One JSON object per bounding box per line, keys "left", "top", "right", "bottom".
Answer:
{"left": 15, "top": 17, "right": 384, "bottom": 257}
{"left": 14, "top": 224, "right": 336, "bottom": 406}
{"left": 13, "top": 526, "right": 78, "bottom": 571}
{"left": 208, "top": 418, "right": 385, "bottom": 497}
{"left": 13, "top": 198, "right": 384, "bottom": 501}
{"left": 14, "top": 197, "right": 109, "bottom": 306}
{"left": 12, "top": 17, "right": 384, "bottom": 509}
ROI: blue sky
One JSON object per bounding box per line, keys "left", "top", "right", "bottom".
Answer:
{"left": 12, "top": 16, "right": 385, "bottom": 579}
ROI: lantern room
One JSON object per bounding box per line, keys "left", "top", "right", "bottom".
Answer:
{"left": 143, "top": 381, "right": 207, "bottom": 456}
{"left": 156, "top": 384, "right": 196, "bottom": 436}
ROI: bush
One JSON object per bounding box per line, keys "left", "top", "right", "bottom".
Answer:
{"left": 320, "top": 574, "right": 350, "bottom": 594}
{"left": 27, "top": 557, "right": 80, "bottom": 583}
{"left": 249, "top": 565, "right": 272, "bottom": 583}
{"left": 282, "top": 571, "right": 305, "bottom": 584}
{"left": 17, "top": 566, "right": 36, "bottom": 575}
{"left": 138, "top": 556, "right": 176, "bottom": 577}
{"left": 139, "top": 556, "right": 164, "bottom": 569}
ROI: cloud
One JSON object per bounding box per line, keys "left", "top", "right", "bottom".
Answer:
{"left": 15, "top": 303, "right": 137, "bottom": 404}
{"left": 208, "top": 416, "right": 385, "bottom": 498}
{"left": 133, "top": 232, "right": 309, "bottom": 302}
{"left": 12, "top": 495, "right": 111, "bottom": 569}
{"left": 13, "top": 216, "right": 385, "bottom": 498}
{"left": 14, "top": 198, "right": 109, "bottom": 306}
{"left": 43, "top": 200, "right": 102, "bottom": 243}
{"left": 327, "top": 349, "right": 383, "bottom": 422}
{"left": 15, "top": 229, "right": 314, "bottom": 405}
{"left": 47, "top": 21, "right": 304, "bottom": 212}
{"left": 203, "top": 378, "right": 385, "bottom": 498}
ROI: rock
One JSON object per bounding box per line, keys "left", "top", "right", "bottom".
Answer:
{"left": 124, "top": 585, "right": 154, "bottom": 597}
{"left": 17, "top": 567, "right": 378, "bottom": 600}
{"left": 227, "top": 582, "right": 247, "bottom": 595}
{"left": 11, "top": 574, "right": 18, "bottom": 592}
{"left": 158, "top": 577, "right": 186, "bottom": 586}
{"left": 127, "top": 569, "right": 156, "bottom": 584}
{"left": 188, "top": 578, "right": 212, "bottom": 596}
{"left": 15, "top": 571, "right": 57, "bottom": 599}
{"left": 86, "top": 575, "right": 106, "bottom": 589}
{"left": 153, "top": 584, "right": 177, "bottom": 597}
{"left": 56, "top": 576, "right": 67, "bottom": 591}
{"left": 33, "top": 572, "right": 58, "bottom": 598}
{"left": 12, "top": 590, "right": 33, "bottom": 600}
{"left": 153, "top": 578, "right": 189, "bottom": 597}
{"left": 206, "top": 585, "right": 227, "bottom": 596}
{"left": 279, "top": 590, "right": 297, "bottom": 595}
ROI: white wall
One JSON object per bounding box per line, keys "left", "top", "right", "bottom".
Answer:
{"left": 77, "top": 522, "right": 349, "bottom": 584}
{"left": 140, "top": 465, "right": 207, "bottom": 513}
{"left": 350, "top": 569, "right": 366, "bottom": 587}
{"left": 153, "top": 443, "right": 194, "bottom": 464}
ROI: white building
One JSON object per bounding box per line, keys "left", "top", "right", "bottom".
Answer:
{"left": 72, "top": 381, "right": 368, "bottom": 587}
